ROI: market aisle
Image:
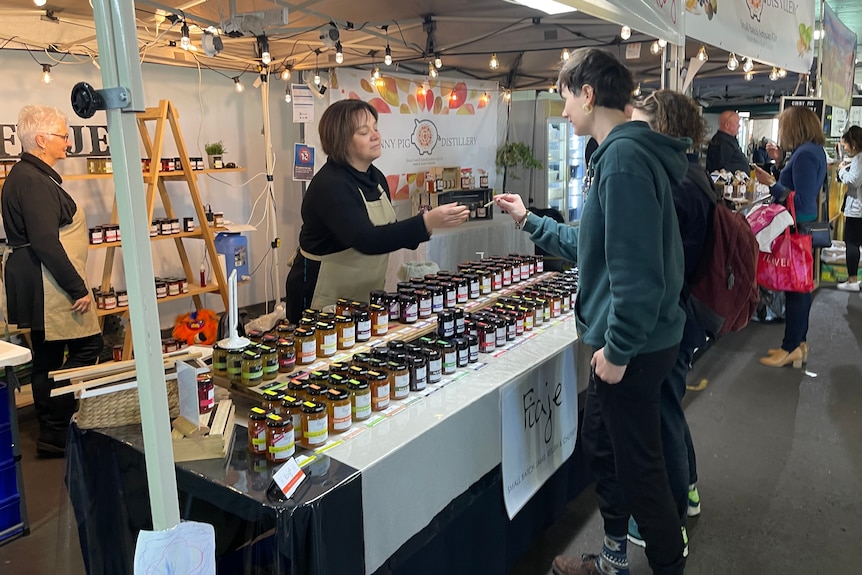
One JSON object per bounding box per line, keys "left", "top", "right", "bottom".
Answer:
{"left": 511, "top": 288, "right": 862, "bottom": 574}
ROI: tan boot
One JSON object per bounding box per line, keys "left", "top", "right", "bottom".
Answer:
{"left": 767, "top": 342, "right": 808, "bottom": 363}
{"left": 759, "top": 345, "right": 804, "bottom": 368}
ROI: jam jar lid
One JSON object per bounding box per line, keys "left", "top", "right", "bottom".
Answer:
{"left": 308, "top": 370, "right": 330, "bottom": 383}
{"left": 436, "top": 339, "right": 455, "bottom": 350}
{"left": 287, "top": 379, "right": 309, "bottom": 391}
{"left": 262, "top": 389, "right": 283, "bottom": 401}
{"left": 347, "top": 378, "right": 369, "bottom": 390}
{"left": 281, "top": 395, "right": 303, "bottom": 408}
{"left": 300, "top": 400, "right": 326, "bottom": 414}
{"left": 335, "top": 315, "right": 354, "bottom": 324}
{"left": 366, "top": 369, "right": 387, "bottom": 381}
{"left": 325, "top": 388, "right": 349, "bottom": 401}
{"left": 249, "top": 407, "right": 267, "bottom": 420}
{"left": 353, "top": 309, "right": 370, "bottom": 320}
{"left": 242, "top": 349, "right": 262, "bottom": 360}
{"left": 265, "top": 413, "right": 287, "bottom": 427}
{"left": 423, "top": 347, "right": 441, "bottom": 358}
{"left": 411, "top": 354, "right": 426, "bottom": 366}
{"left": 306, "top": 383, "right": 328, "bottom": 396}
{"left": 295, "top": 325, "right": 316, "bottom": 336}
{"left": 329, "top": 361, "right": 350, "bottom": 374}
{"left": 388, "top": 340, "right": 407, "bottom": 351}
{"left": 329, "top": 373, "right": 346, "bottom": 386}
{"left": 315, "top": 320, "right": 335, "bottom": 330}
{"left": 386, "top": 361, "right": 408, "bottom": 371}
{"left": 369, "top": 303, "right": 387, "bottom": 313}
{"left": 347, "top": 365, "right": 368, "bottom": 378}
{"left": 350, "top": 300, "right": 368, "bottom": 309}
{"left": 302, "top": 308, "right": 319, "bottom": 319}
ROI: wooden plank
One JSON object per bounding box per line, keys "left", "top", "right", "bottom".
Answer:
{"left": 209, "top": 399, "right": 232, "bottom": 438}
{"left": 50, "top": 350, "right": 201, "bottom": 381}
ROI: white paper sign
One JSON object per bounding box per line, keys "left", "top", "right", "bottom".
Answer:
{"left": 273, "top": 457, "right": 306, "bottom": 499}
{"left": 292, "top": 84, "right": 316, "bottom": 124}
{"left": 134, "top": 521, "right": 216, "bottom": 575}
{"left": 175, "top": 359, "right": 208, "bottom": 426}
{"left": 501, "top": 345, "right": 578, "bottom": 519}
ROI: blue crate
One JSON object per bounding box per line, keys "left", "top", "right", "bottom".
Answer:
{"left": 0, "top": 494, "right": 21, "bottom": 537}
{"left": 0, "top": 460, "right": 16, "bottom": 501}
{"left": 0, "top": 424, "right": 11, "bottom": 467}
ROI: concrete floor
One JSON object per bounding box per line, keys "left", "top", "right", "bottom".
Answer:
{"left": 1, "top": 288, "right": 860, "bottom": 574}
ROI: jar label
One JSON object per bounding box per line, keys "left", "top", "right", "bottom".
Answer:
{"left": 521, "top": 263, "right": 530, "bottom": 278}
{"left": 535, "top": 311, "right": 544, "bottom": 325}
{"left": 444, "top": 290, "right": 456, "bottom": 307}
{"left": 300, "top": 340, "right": 316, "bottom": 362}
{"left": 251, "top": 428, "right": 267, "bottom": 453}
{"left": 403, "top": 303, "right": 418, "bottom": 322}
{"left": 431, "top": 294, "right": 444, "bottom": 312}
{"left": 552, "top": 301, "right": 562, "bottom": 316}
{"left": 469, "top": 282, "right": 480, "bottom": 299}
{"left": 469, "top": 345, "right": 479, "bottom": 362}
{"left": 413, "top": 365, "right": 427, "bottom": 389}
{"left": 304, "top": 416, "right": 328, "bottom": 445}
{"left": 372, "top": 383, "right": 390, "bottom": 410}
{"left": 322, "top": 333, "right": 337, "bottom": 354}
{"left": 512, "top": 267, "right": 521, "bottom": 282}
{"left": 428, "top": 358, "right": 442, "bottom": 381}
{"left": 480, "top": 278, "right": 492, "bottom": 294}
{"left": 502, "top": 268, "right": 512, "bottom": 285}
{"left": 484, "top": 331, "right": 495, "bottom": 346}
{"left": 525, "top": 315, "right": 534, "bottom": 330}
{"left": 332, "top": 403, "right": 352, "bottom": 430}
{"left": 537, "top": 261, "right": 544, "bottom": 273}
{"left": 456, "top": 286, "right": 468, "bottom": 303}
{"left": 268, "top": 428, "right": 296, "bottom": 461}
{"left": 457, "top": 348, "right": 468, "bottom": 366}
{"left": 393, "top": 374, "right": 410, "bottom": 398}
{"left": 372, "top": 316, "right": 388, "bottom": 335}
{"left": 356, "top": 320, "right": 372, "bottom": 340}
{"left": 353, "top": 392, "right": 372, "bottom": 419}
{"left": 418, "top": 299, "right": 432, "bottom": 317}
{"left": 442, "top": 351, "right": 456, "bottom": 372}
{"left": 338, "top": 325, "right": 356, "bottom": 348}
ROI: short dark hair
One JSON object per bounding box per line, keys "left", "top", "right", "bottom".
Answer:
{"left": 318, "top": 99, "right": 379, "bottom": 165}
{"left": 632, "top": 90, "right": 705, "bottom": 146}
{"left": 557, "top": 48, "right": 634, "bottom": 112}
{"left": 842, "top": 125, "right": 862, "bottom": 153}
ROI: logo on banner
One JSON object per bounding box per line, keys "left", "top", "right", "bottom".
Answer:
{"left": 410, "top": 119, "right": 439, "bottom": 155}
{"left": 746, "top": 0, "right": 763, "bottom": 21}
{"left": 687, "top": 0, "right": 717, "bottom": 20}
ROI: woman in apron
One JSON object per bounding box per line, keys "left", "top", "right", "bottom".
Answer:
{"left": 2, "top": 105, "right": 102, "bottom": 457}
{"left": 285, "top": 99, "right": 469, "bottom": 323}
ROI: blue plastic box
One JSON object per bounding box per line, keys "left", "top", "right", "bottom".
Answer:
{"left": 0, "top": 494, "right": 21, "bottom": 538}
{"left": 0, "top": 460, "right": 16, "bottom": 501}
{"left": 0, "top": 424, "right": 11, "bottom": 467}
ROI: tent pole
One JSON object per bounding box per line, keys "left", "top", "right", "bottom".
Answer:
{"left": 260, "top": 68, "right": 281, "bottom": 308}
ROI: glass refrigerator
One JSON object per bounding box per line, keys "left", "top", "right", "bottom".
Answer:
{"left": 546, "top": 118, "right": 590, "bottom": 222}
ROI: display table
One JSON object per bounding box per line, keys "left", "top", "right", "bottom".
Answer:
{"left": 385, "top": 217, "right": 535, "bottom": 287}
{"left": 66, "top": 315, "right": 587, "bottom": 574}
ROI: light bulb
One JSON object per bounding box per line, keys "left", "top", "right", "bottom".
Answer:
{"left": 41, "top": 64, "right": 52, "bottom": 84}
{"left": 384, "top": 46, "right": 392, "bottom": 66}
{"left": 769, "top": 67, "right": 779, "bottom": 81}
{"left": 180, "top": 23, "right": 190, "bottom": 51}
{"left": 449, "top": 91, "right": 457, "bottom": 102}
{"left": 335, "top": 42, "right": 343, "bottom": 64}
{"left": 481, "top": 92, "right": 490, "bottom": 104}
{"left": 727, "top": 53, "right": 739, "bottom": 71}
{"left": 233, "top": 77, "right": 244, "bottom": 93}
{"left": 658, "top": 39, "right": 667, "bottom": 48}
{"left": 261, "top": 51, "right": 271, "bottom": 66}
{"left": 778, "top": 68, "right": 787, "bottom": 78}
{"left": 620, "top": 25, "right": 631, "bottom": 40}
{"left": 489, "top": 53, "right": 499, "bottom": 70}
{"left": 696, "top": 45, "right": 708, "bottom": 62}
{"left": 314, "top": 72, "right": 321, "bottom": 85}
{"left": 742, "top": 57, "right": 754, "bottom": 73}
{"left": 650, "top": 41, "right": 661, "bottom": 55}
{"left": 281, "top": 68, "right": 291, "bottom": 81}
{"left": 372, "top": 65, "right": 380, "bottom": 80}
{"left": 429, "top": 62, "right": 438, "bottom": 78}
{"left": 633, "top": 83, "right": 641, "bottom": 97}
{"left": 744, "top": 70, "right": 754, "bottom": 81}
{"left": 418, "top": 84, "right": 426, "bottom": 96}
{"left": 503, "top": 90, "right": 512, "bottom": 102}
{"left": 284, "top": 90, "right": 292, "bottom": 103}
{"left": 548, "top": 85, "right": 556, "bottom": 93}
{"left": 434, "top": 54, "right": 442, "bottom": 69}
{"left": 561, "top": 48, "right": 570, "bottom": 61}
{"left": 34, "top": 0, "right": 47, "bottom": 6}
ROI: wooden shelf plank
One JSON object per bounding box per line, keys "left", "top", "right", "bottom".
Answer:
{"left": 87, "top": 226, "right": 230, "bottom": 250}
{"left": 94, "top": 283, "right": 223, "bottom": 317}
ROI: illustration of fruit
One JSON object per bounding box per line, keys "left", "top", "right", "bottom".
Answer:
{"left": 685, "top": 0, "right": 697, "bottom": 11}
{"left": 704, "top": 0, "right": 717, "bottom": 19}
{"left": 797, "top": 23, "right": 813, "bottom": 55}
{"left": 368, "top": 98, "right": 391, "bottom": 114}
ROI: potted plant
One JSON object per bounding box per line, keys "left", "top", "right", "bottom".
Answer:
{"left": 204, "top": 141, "right": 226, "bottom": 169}
{"left": 495, "top": 141, "right": 542, "bottom": 183}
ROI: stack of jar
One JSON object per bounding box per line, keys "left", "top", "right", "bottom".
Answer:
{"left": 212, "top": 321, "right": 300, "bottom": 384}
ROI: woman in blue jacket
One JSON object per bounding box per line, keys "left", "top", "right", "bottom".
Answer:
{"left": 754, "top": 106, "right": 826, "bottom": 367}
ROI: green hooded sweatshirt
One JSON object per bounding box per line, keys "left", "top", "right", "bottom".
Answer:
{"left": 522, "top": 120, "right": 689, "bottom": 366}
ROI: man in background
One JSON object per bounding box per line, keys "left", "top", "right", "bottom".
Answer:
{"left": 706, "top": 111, "right": 749, "bottom": 174}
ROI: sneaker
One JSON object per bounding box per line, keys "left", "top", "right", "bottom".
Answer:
{"left": 688, "top": 486, "right": 701, "bottom": 517}
{"left": 626, "top": 518, "right": 688, "bottom": 558}
{"left": 836, "top": 281, "right": 861, "bottom": 292}
{"left": 552, "top": 554, "right": 603, "bottom": 575}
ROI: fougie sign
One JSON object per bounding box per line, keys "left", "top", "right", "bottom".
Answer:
{"left": 501, "top": 346, "right": 578, "bottom": 519}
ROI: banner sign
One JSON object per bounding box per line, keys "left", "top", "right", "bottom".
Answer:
{"left": 501, "top": 345, "right": 578, "bottom": 519}
{"left": 331, "top": 69, "right": 498, "bottom": 201}
{"left": 560, "top": 0, "right": 684, "bottom": 46}
{"left": 820, "top": 2, "right": 857, "bottom": 111}
{"left": 685, "top": 0, "right": 816, "bottom": 74}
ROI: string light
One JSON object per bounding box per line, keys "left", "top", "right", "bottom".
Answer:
{"left": 314, "top": 50, "right": 321, "bottom": 85}
{"left": 233, "top": 77, "right": 244, "bottom": 93}
{"left": 335, "top": 41, "right": 343, "bottom": 64}
{"left": 314, "top": 71, "right": 321, "bottom": 85}
{"left": 489, "top": 53, "right": 499, "bottom": 70}
{"left": 449, "top": 90, "right": 458, "bottom": 102}
{"left": 632, "top": 83, "right": 641, "bottom": 97}
{"left": 696, "top": 45, "right": 708, "bottom": 62}
{"left": 284, "top": 87, "right": 292, "bottom": 103}
{"left": 658, "top": 39, "right": 667, "bottom": 48}
{"left": 620, "top": 25, "right": 631, "bottom": 40}
{"left": 548, "top": 85, "right": 556, "bottom": 93}
{"left": 561, "top": 48, "right": 570, "bottom": 61}
{"left": 34, "top": 0, "right": 47, "bottom": 6}
{"left": 650, "top": 41, "right": 662, "bottom": 55}
{"left": 778, "top": 68, "right": 787, "bottom": 78}
{"left": 383, "top": 26, "right": 392, "bottom": 66}
{"left": 481, "top": 92, "right": 490, "bottom": 105}
{"left": 429, "top": 61, "right": 438, "bottom": 78}
{"left": 503, "top": 89, "right": 512, "bottom": 102}
{"left": 418, "top": 84, "right": 426, "bottom": 96}
{"left": 742, "top": 57, "right": 754, "bottom": 73}
{"left": 372, "top": 65, "right": 380, "bottom": 80}
{"left": 769, "top": 66, "right": 779, "bottom": 81}
{"left": 434, "top": 54, "right": 442, "bottom": 69}
{"left": 744, "top": 70, "right": 755, "bottom": 81}
{"left": 726, "top": 53, "right": 739, "bottom": 71}
{"left": 180, "top": 22, "right": 190, "bottom": 51}
{"left": 281, "top": 67, "right": 291, "bottom": 81}
{"left": 41, "top": 64, "right": 52, "bottom": 84}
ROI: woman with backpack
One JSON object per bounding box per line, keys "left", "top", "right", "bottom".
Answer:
{"left": 753, "top": 106, "right": 827, "bottom": 367}
{"left": 836, "top": 126, "right": 862, "bottom": 292}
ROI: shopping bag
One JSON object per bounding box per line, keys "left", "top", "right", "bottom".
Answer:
{"left": 797, "top": 220, "right": 831, "bottom": 248}
{"left": 746, "top": 203, "right": 793, "bottom": 253}
{"left": 756, "top": 228, "right": 814, "bottom": 292}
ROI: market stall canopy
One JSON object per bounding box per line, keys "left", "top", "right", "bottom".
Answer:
{"left": 0, "top": 0, "right": 857, "bottom": 105}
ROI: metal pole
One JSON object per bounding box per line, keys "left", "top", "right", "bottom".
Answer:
{"left": 816, "top": 0, "right": 825, "bottom": 97}
{"left": 259, "top": 68, "right": 281, "bottom": 308}
{"left": 91, "top": 0, "right": 180, "bottom": 530}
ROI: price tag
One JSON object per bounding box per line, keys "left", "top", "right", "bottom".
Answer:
{"left": 273, "top": 457, "right": 306, "bottom": 499}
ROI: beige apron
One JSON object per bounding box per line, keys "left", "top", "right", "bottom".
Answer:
{"left": 41, "top": 208, "right": 101, "bottom": 341}
{"left": 301, "top": 184, "right": 397, "bottom": 309}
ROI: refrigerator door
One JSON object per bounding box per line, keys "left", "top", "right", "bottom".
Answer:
{"left": 547, "top": 119, "right": 568, "bottom": 220}
{"left": 567, "top": 126, "right": 590, "bottom": 222}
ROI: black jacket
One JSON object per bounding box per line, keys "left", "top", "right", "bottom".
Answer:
{"left": 706, "top": 131, "right": 750, "bottom": 174}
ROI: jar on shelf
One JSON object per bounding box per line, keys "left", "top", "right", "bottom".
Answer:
{"left": 240, "top": 349, "right": 264, "bottom": 387}
{"left": 335, "top": 298, "right": 352, "bottom": 317}
{"left": 265, "top": 413, "right": 295, "bottom": 462}
{"left": 437, "top": 310, "right": 455, "bottom": 338}
{"left": 353, "top": 309, "right": 372, "bottom": 343}
{"left": 247, "top": 407, "right": 267, "bottom": 455}
{"left": 409, "top": 354, "right": 427, "bottom": 392}
{"left": 452, "top": 277, "right": 469, "bottom": 305}
{"left": 440, "top": 281, "right": 457, "bottom": 309}
{"left": 261, "top": 389, "right": 284, "bottom": 414}
{"left": 247, "top": 329, "right": 264, "bottom": 344}
{"left": 335, "top": 315, "right": 356, "bottom": 350}
{"left": 424, "top": 347, "right": 442, "bottom": 384}
{"left": 466, "top": 334, "right": 479, "bottom": 363}
{"left": 453, "top": 337, "right": 469, "bottom": 368}
{"left": 281, "top": 395, "right": 303, "bottom": 430}
{"left": 325, "top": 388, "right": 352, "bottom": 433}
{"left": 414, "top": 288, "right": 432, "bottom": 319}
{"left": 427, "top": 284, "right": 444, "bottom": 313}
{"left": 259, "top": 344, "right": 278, "bottom": 380}
{"left": 286, "top": 379, "right": 310, "bottom": 402}
{"left": 386, "top": 292, "right": 401, "bottom": 322}
{"left": 226, "top": 347, "right": 245, "bottom": 383}
{"left": 277, "top": 337, "right": 296, "bottom": 373}
{"left": 387, "top": 361, "right": 410, "bottom": 400}
{"left": 300, "top": 401, "right": 328, "bottom": 449}
{"left": 369, "top": 304, "right": 388, "bottom": 336}
{"left": 437, "top": 340, "right": 457, "bottom": 375}
{"left": 305, "top": 382, "right": 328, "bottom": 404}
{"left": 197, "top": 372, "right": 214, "bottom": 414}
{"left": 398, "top": 293, "right": 418, "bottom": 324}
{"left": 367, "top": 369, "right": 390, "bottom": 411}
{"left": 347, "top": 365, "right": 367, "bottom": 384}
{"left": 294, "top": 326, "right": 317, "bottom": 365}
{"left": 346, "top": 378, "right": 372, "bottom": 421}
{"left": 328, "top": 373, "right": 348, "bottom": 392}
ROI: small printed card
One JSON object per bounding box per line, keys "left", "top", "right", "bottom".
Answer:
{"left": 273, "top": 457, "right": 306, "bottom": 499}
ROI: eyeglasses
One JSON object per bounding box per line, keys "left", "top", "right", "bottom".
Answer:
{"left": 49, "top": 133, "right": 70, "bottom": 142}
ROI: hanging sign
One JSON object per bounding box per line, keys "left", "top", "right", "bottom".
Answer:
{"left": 684, "top": 0, "right": 816, "bottom": 74}
{"left": 501, "top": 345, "right": 578, "bottom": 519}
{"left": 780, "top": 96, "right": 825, "bottom": 123}
{"left": 292, "top": 84, "right": 315, "bottom": 124}
{"left": 293, "top": 144, "right": 315, "bottom": 181}
{"left": 820, "top": 3, "right": 857, "bottom": 111}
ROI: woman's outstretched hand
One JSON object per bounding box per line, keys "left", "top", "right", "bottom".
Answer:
{"left": 423, "top": 203, "right": 470, "bottom": 232}
{"left": 494, "top": 193, "right": 527, "bottom": 223}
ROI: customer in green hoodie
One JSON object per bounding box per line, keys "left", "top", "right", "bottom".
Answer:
{"left": 496, "top": 48, "right": 688, "bottom": 575}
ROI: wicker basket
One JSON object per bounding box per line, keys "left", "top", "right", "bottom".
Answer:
{"left": 75, "top": 379, "right": 180, "bottom": 429}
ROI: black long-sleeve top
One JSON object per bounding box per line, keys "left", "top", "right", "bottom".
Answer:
{"left": 706, "top": 131, "right": 750, "bottom": 174}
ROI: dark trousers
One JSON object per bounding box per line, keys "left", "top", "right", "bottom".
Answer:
{"left": 844, "top": 217, "right": 862, "bottom": 277}
{"left": 30, "top": 331, "right": 103, "bottom": 441}
{"left": 782, "top": 291, "right": 811, "bottom": 351}
{"left": 661, "top": 314, "right": 704, "bottom": 523}
{"left": 582, "top": 345, "right": 686, "bottom": 575}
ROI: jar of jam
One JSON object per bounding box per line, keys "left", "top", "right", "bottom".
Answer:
{"left": 226, "top": 347, "right": 244, "bottom": 383}
{"left": 335, "top": 315, "right": 356, "bottom": 350}
{"left": 369, "top": 304, "right": 389, "bottom": 336}
{"left": 437, "top": 340, "right": 457, "bottom": 375}
{"left": 278, "top": 337, "right": 296, "bottom": 373}
{"left": 476, "top": 268, "right": 492, "bottom": 295}
{"left": 315, "top": 321, "right": 337, "bottom": 358}
{"left": 346, "top": 378, "right": 372, "bottom": 421}
{"left": 329, "top": 361, "right": 351, "bottom": 378}
{"left": 408, "top": 354, "right": 427, "bottom": 391}
{"left": 305, "top": 382, "right": 329, "bottom": 403}
{"left": 440, "top": 281, "right": 457, "bottom": 309}
{"left": 424, "top": 347, "right": 442, "bottom": 384}
{"left": 197, "top": 373, "right": 215, "bottom": 414}
{"left": 212, "top": 343, "right": 228, "bottom": 377}
{"left": 300, "top": 401, "right": 328, "bottom": 449}
{"left": 308, "top": 369, "right": 330, "bottom": 386}
{"left": 463, "top": 273, "right": 480, "bottom": 299}
{"left": 367, "top": 369, "right": 390, "bottom": 411}
{"left": 347, "top": 364, "right": 368, "bottom": 382}
{"left": 437, "top": 310, "right": 455, "bottom": 338}
{"left": 535, "top": 254, "right": 544, "bottom": 273}
{"left": 453, "top": 337, "right": 469, "bottom": 367}
{"left": 276, "top": 323, "right": 296, "bottom": 337}
{"left": 301, "top": 308, "right": 319, "bottom": 322}
{"left": 477, "top": 322, "right": 495, "bottom": 353}
{"left": 259, "top": 344, "right": 278, "bottom": 380}
{"left": 387, "top": 361, "right": 410, "bottom": 400}
{"left": 335, "top": 298, "right": 352, "bottom": 317}
{"left": 281, "top": 394, "right": 304, "bottom": 430}
{"left": 466, "top": 334, "right": 479, "bottom": 363}
{"left": 399, "top": 293, "right": 418, "bottom": 324}
{"left": 246, "top": 329, "right": 264, "bottom": 344}
{"left": 386, "top": 292, "right": 401, "bottom": 322}
{"left": 369, "top": 290, "right": 387, "bottom": 306}
{"left": 454, "top": 308, "right": 465, "bottom": 335}
{"left": 325, "top": 388, "right": 352, "bottom": 433}
{"left": 328, "top": 373, "right": 348, "bottom": 392}
{"left": 510, "top": 258, "right": 522, "bottom": 283}
{"left": 294, "top": 326, "right": 317, "bottom": 365}
{"left": 415, "top": 288, "right": 432, "bottom": 319}
{"left": 452, "top": 277, "right": 469, "bottom": 304}
{"left": 262, "top": 389, "right": 284, "bottom": 414}
{"left": 248, "top": 407, "right": 268, "bottom": 454}
{"left": 519, "top": 305, "right": 534, "bottom": 331}
{"left": 351, "top": 352, "right": 370, "bottom": 367}
{"left": 262, "top": 333, "right": 279, "bottom": 347}
{"left": 241, "top": 349, "right": 264, "bottom": 387}
{"left": 494, "top": 317, "right": 507, "bottom": 347}
{"left": 265, "top": 413, "right": 295, "bottom": 462}
{"left": 287, "top": 379, "right": 310, "bottom": 402}
{"left": 427, "top": 284, "right": 444, "bottom": 313}
{"left": 354, "top": 309, "right": 372, "bottom": 343}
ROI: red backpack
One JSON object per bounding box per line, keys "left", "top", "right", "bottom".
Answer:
{"left": 686, "top": 169, "right": 760, "bottom": 336}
